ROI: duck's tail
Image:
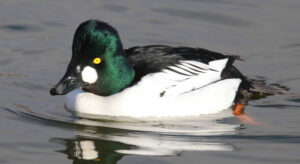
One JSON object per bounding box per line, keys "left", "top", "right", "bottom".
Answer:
{"left": 235, "top": 77, "right": 289, "bottom": 106}
{"left": 248, "top": 78, "right": 289, "bottom": 95}
{"left": 250, "top": 83, "right": 288, "bottom": 95}
{"left": 233, "top": 81, "right": 289, "bottom": 126}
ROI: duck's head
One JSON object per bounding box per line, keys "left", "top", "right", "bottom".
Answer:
{"left": 50, "top": 20, "right": 135, "bottom": 96}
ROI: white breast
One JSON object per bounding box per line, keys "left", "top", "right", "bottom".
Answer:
{"left": 65, "top": 58, "right": 242, "bottom": 118}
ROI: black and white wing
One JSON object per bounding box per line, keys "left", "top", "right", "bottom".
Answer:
{"left": 126, "top": 45, "right": 248, "bottom": 84}
{"left": 140, "top": 58, "right": 231, "bottom": 97}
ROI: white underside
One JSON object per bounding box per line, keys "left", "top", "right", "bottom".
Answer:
{"left": 65, "top": 59, "right": 242, "bottom": 118}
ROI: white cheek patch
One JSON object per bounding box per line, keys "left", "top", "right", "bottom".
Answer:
{"left": 81, "top": 66, "right": 98, "bottom": 84}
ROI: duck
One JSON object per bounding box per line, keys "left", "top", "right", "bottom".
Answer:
{"left": 50, "top": 20, "right": 285, "bottom": 118}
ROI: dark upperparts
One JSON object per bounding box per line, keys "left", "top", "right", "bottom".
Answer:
{"left": 126, "top": 45, "right": 248, "bottom": 86}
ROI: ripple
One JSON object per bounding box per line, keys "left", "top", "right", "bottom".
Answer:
{"left": 281, "top": 43, "right": 300, "bottom": 49}
{"left": 0, "top": 73, "right": 23, "bottom": 77}
{"left": 152, "top": 8, "right": 252, "bottom": 27}
{"left": 101, "top": 4, "right": 129, "bottom": 12}
{"left": 12, "top": 80, "right": 48, "bottom": 91}
{"left": 177, "top": 0, "right": 258, "bottom": 7}
{"left": 288, "top": 97, "right": 300, "bottom": 103}
{"left": 1, "top": 24, "right": 43, "bottom": 32}
{"left": 252, "top": 104, "right": 300, "bottom": 109}
{"left": 3, "top": 103, "right": 239, "bottom": 156}
{"left": 3, "top": 99, "right": 300, "bottom": 163}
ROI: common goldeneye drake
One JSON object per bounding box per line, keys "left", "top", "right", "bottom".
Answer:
{"left": 50, "top": 20, "right": 284, "bottom": 118}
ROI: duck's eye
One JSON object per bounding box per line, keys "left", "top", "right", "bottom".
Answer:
{"left": 93, "top": 57, "right": 101, "bottom": 64}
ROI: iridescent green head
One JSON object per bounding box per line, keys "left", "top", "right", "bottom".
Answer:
{"left": 50, "top": 20, "right": 135, "bottom": 96}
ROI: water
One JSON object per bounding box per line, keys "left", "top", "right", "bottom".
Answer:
{"left": 1, "top": 0, "right": 300, "bottom": 163}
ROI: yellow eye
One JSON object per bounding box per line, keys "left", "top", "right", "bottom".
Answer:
{"left": 93, "top": 57, "right": 101, "bottom": 64}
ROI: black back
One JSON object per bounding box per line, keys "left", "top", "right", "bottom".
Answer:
{"left": 126, "top": 45, "right": 251, "bottom": 89}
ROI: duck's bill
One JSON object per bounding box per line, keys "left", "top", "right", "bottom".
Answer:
{"left": 50, "top": 69, "right": 88, "bottom": 96}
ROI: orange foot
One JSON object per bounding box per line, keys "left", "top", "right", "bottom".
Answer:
{"left": 233, "top": 104, "right": 261, "bottom": 126}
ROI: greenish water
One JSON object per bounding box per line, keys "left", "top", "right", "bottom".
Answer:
{"left": 1, "top": 0, "right": 300, "bottom": 163}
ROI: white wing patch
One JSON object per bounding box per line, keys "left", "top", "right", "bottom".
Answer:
{"left": 153, "top": 58, "right": 229, "bottom": 97}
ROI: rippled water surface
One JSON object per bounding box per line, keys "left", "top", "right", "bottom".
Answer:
{"left": 1, "top": 0, "right": 300, "bottom": 163}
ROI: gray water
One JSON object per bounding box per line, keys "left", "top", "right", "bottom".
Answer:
{"left": 1, "top": 0, "right": 300, "bottom": 163}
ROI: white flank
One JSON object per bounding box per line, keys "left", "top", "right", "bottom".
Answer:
{"left": 66, "top": 59, "right": 242, "bottom": 118}
{"left": 81, "top": 66, "right": 98, "bottom": 84}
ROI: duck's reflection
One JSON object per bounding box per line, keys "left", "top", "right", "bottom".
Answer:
{"left": 51, "top": 111, "right": 240, "bottom": 164}
{"left": 53, "top": 137, "right": 130, "bottom": 164}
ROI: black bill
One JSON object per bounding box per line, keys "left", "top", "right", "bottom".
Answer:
{"left": 50, "top": 64, "right": 87, "bottom": 96}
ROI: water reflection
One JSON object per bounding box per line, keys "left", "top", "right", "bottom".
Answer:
{"left": 48, "top": 112, "right": 239, "bottom": 163}
{"left": 52, "top": 137, "right": 129, "bottom": 164}
{"left": 5, "top": 103, "right": 240, "bottom": 163}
